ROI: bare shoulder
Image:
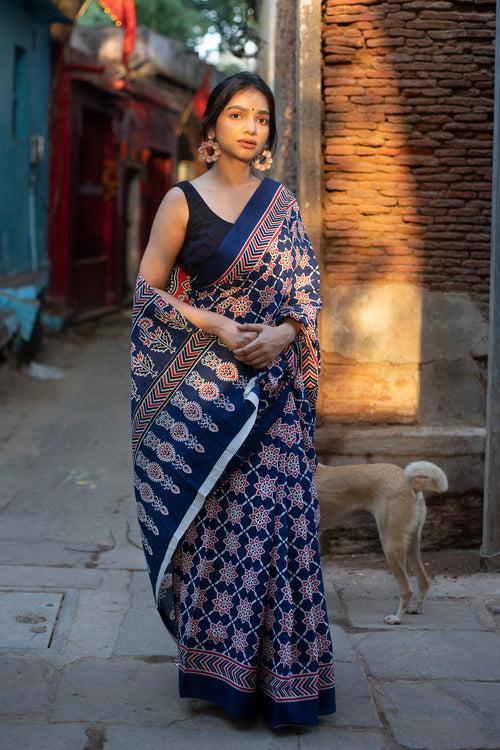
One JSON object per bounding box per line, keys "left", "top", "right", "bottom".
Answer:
{"left": 147, "top": 185, "right": 189, "bottom": 248}
{"left": 140, "top": 184, "right": 189, "bottom": 282}
{"left": 164, "top": 184, "right": 188, "bottom": 210}
{"left": 154, "top": 184, "right": 188, "bottom": 226}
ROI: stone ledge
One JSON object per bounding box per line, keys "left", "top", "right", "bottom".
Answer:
{"left": 315, "top": 424, "right": 485, "bottom": 456}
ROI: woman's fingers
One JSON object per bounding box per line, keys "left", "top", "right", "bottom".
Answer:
{"left": 233, "top": 337, "right": 261, "bottom": 355}
{"left": 233, "top": 324, "right": 266, "bottom": 353}
{"left": 236, "top": 323, "right": 264, "bottom": 332}
{"left": 234, "top": 346, "right": 257, "bottom": 356}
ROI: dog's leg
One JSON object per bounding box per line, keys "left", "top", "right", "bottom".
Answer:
{"left": 380, "top": 538, "right": 413, "bottom": 625}
{"left": 406, "top": 526, "right": 430, "bottom": 614}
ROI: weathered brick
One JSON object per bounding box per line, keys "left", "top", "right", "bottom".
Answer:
{"left": 366, "top": 37, "right": 406, "bottom": 47}
{"left": 318, "top": 0, "right": 493, "bottom": 304}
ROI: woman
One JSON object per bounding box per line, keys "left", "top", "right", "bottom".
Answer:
{"left": 131, "top": 71, "right": 336, "bottom": 729}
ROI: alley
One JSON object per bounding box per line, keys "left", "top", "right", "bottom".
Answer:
{"left": 0, "top": 312, "right": 499, "bottom": 750}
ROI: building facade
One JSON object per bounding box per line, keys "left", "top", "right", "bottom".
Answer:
{"left": 0, "top": 0, "right": 67, "bottom": 348}
{"left": 47, "top": 25, "right": 223, "bottom": 317}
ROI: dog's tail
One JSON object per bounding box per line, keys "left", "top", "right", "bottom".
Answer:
{"left": 403, "top": 461, "right": 448, "bottom": 494}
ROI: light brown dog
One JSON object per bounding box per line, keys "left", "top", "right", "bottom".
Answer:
{"left": 315, "top": 461, "right": 449, "bottom": 624}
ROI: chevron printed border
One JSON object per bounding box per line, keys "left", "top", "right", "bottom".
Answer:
{"left": 132, "top": 276, "right": 155, "bottom": 330}
{"left": 178, "top": 643, "right": 256, "bottom": 693}
{"left": 132, "top": 329, "right": 212, "bottom": 458}
{"left": 132, "top": 270, "right": 190, "bottom": 336}
{"left": 178, "top": 643, "right": 335, "bottom": 701}
{"left": 258, "top": 661, "right": 335, "bottom": 702}
{"left": 300, "top": 327, "right": 320, "bottom": 394}
{"left": 213, "top": 184, "right": 295, "bottom": 287}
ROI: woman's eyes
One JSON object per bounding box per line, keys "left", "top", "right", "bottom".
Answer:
{"left": 229, "top": 113, "right": 268, "bottom": 125}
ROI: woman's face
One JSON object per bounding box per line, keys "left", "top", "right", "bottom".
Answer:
{"left": 210, "top": 87, "right": 270, "bottom": 164}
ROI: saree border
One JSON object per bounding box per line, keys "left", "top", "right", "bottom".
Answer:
{"left": 274, "top": 196, "right": 322, "bottom": 403}
{"left": 214, "top": 183, "right": 290, "bottom": 286}
{"left": 132, "top": 327, "right": 215, "bottom": 459}
{"left": 178, "top": 642, "right": 335, "bottom": 697}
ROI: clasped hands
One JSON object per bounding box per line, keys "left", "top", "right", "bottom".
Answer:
{"left": 214, "top": 317, "right": 298, "bottom": 370}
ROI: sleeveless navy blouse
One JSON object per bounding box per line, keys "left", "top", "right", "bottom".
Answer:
{"left": 175, "top": 181, "right": 234, "bottom": 277}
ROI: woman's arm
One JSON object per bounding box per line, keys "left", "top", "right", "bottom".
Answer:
{"left": 138, "top": 187, "right": 223, "bottom": 335}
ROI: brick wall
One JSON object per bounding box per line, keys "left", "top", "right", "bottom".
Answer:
{"left": 317, "top": 0, "right": 493, "bottom": 427}
{"left": 321, "top": 0, "right": 494, "bottom": 318}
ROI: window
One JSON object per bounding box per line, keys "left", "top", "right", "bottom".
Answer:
{"left": 12, "top": 45, "right": 27, "bottom": 139}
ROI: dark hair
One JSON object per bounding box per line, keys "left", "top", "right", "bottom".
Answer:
{"left": 200, "top": 72, "right": 277, "bottom": 170}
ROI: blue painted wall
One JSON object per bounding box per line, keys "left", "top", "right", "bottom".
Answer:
{"left": 0, "top": 0, "right": 54, "bottom": 277}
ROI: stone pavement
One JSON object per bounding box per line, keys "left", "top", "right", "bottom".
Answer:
{"left": 0, "top": 311, "right": 499, "bottom": 750}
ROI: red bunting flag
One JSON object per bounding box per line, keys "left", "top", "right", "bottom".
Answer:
{"left": 97, "top": 0, "right": 136, "bottom": 68}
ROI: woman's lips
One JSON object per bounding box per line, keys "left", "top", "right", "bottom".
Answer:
{"left": 238, "top": 140, "right": 257, "bottom": 149}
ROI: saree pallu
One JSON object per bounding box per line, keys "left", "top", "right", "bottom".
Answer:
{"left": 130, "top": 177, "right": 336, "bottom": 728}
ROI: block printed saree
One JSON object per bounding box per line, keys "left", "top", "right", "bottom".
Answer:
{"left": 130, "top": 176, "right": 336, "bottom": 728}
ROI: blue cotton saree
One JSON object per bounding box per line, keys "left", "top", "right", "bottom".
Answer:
{"left": 130, "top": 176, "right": 336, "bottom": 728}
